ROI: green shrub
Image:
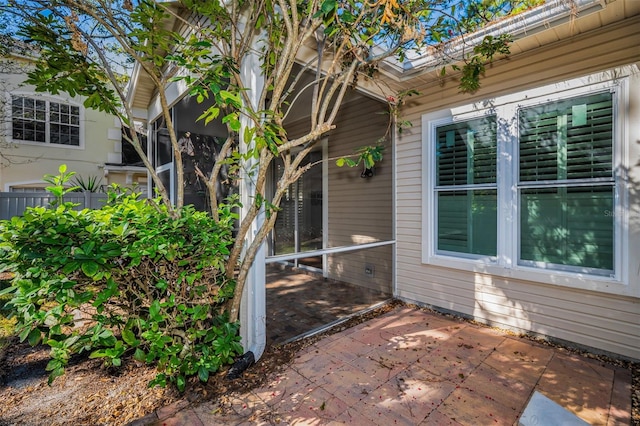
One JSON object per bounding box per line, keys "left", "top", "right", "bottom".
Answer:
{"left": 0, "top": 170, "right": 242, "bottom": 391}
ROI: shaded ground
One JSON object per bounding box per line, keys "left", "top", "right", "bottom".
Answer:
{"left": 0, "top": 303, "right": 398, "bottom": 426}
{"left": 0, "top": 339, "right": 178, "bottom": 426}
{"left": 266, "top": 265, "right": 391, "bottom": 344}
{"left": 0, "top": 301, "right": 638, "bottom": 426}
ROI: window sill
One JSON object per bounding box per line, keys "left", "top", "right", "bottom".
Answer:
{"left": 423, "top": 254, "right": 636, "bottom": 298}
{"left": 12, "top": 140, "right": 84, "bottom": 150}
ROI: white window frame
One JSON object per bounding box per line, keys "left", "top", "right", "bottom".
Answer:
{"left": 8, "top": 92, "right": 85, "bottom": 149}
{"left": 422, "top": 70, "right": 630, "bottom": 295}
{"left": 430, "top": 114, "right": 499, "bottom": 262}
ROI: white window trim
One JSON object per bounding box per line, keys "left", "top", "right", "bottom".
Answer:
{"left": 4, "top": 180, "right": 48, "bottom": 192}
{"left": 422, "top": 69, "right": 631, "bottom": 296}
{"left": 8, "top": 91, "right": 85, "bottom": 149}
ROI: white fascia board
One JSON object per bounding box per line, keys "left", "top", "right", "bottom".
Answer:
{"left": 130, "top": 107, "right": 148, "bottom": 122}
{"left": 146, "top": 72, "right": 190, "bottom": 122}
{"left": 124, "top": 62, "right": 141, "bottom": 106}
{"left": 380, "top": 0, "right": 606, "bottom": 79}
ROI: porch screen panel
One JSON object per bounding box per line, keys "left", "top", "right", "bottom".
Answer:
{"left": 435, "top": 116, "right": 497, "bottom": 256}
{"left": 272, "top": 151, "right": 323, "bottom": 264}
{"left": 273, "top": 160, "right": 295, "bottom": 255}
{"left": 518, "top": 92, "right": 614, "bottom": 272}
{"left": 298, "top": 151, "right": 323, "bottom": 253}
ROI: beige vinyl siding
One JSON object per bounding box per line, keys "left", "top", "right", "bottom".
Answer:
{"left": 395, "top": 266, "right": 640, "bottom": 358}
{"left": 326, "top": 96, "right": 393, "bottom": 293}
{"left": 281, "top": 94, "right": 393, "bottom": 293}
{"left": 391, "top": 13, "right": 640, "bottom": 115}
{"left": 395, "top": 7, "right": 640, "bottom": 360}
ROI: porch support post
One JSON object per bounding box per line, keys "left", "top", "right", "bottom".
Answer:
{"left": 238, "top": 34, "right": 267, "bottom": 361}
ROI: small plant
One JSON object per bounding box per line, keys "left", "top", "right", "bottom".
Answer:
{"left": 0, "top": 277, "right": 17, "bottom": 351}
{"left": 0, "top": 168, "right": 243, "bottom": 391}
{"left": 71, "top": 175, "right": 103, "bottom": 193}
{"left": 42, "top": 164, "right": 80, "bottom": 205}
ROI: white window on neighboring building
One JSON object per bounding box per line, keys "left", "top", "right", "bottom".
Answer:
{"left": 9, "top": 186, "right": 47, "bottom": 192}
{"left": 11, "top": 95, "right": 81, "bottom": 146}
{"left": 423, "top": 74, "right": 628, "bottom": 289}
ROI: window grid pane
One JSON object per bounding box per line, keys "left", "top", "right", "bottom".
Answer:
{"left": 12, "top": 96, "right": 80, "bottom": 146}
{"left": 437, "top": 190, "right": 497, "bottom": 256}
{"left": 11, "top": 96, "right": 46, "bottom": 143}
{"left": 49, "top": 101, "right": 81, "bottom": 146}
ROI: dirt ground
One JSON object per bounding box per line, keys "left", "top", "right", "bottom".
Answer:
{"left": 0, "top": 302, "right": 638, "bottom": 426}
{"left": 0, "top": 303, "right": 399, "bottom": 426}
{"left": 0, "top": 332, "right": 321, "bottom": 426}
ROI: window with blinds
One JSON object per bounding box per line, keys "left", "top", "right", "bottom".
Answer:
{"left": 518, "top": 92, "right": 614, "bottom": 272}
{"left": 427, "top": 79, "right": 623, "bottom": 280}
{"left": 435, "top": 116, "right": 497, "bottom": 256}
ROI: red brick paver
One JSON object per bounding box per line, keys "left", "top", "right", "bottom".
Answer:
{"left": 139, "top": 306, "right": 633, "bottom": 426}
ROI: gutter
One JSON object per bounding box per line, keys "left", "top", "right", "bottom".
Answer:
{"left": 379, "top": 0, "right": 607, "bottom": 80}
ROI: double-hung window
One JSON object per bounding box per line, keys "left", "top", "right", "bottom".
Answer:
{"left": 11, "top": 95, "right": 81, "bottom": 146}
{"left": 518, "top": 92, "right": 615, "bottom": 274}
{"left": 435, "top": 116, "right": 497, "bottom": 257}
{"left": 425, "top": 76, "right": 624, "bottom": 284}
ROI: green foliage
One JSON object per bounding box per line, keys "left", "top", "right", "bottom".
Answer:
{"left": 336, "top": 144, "right": 385, "bottom": 169}
{"left": 43, "top": 164, "right": 80, "bottom": 206}
{"left": 0, "top": 279, "right": 17, "bottom": 342}
{"left": 458, "top": 34, "right": 513, "bottom": 93}
{"left": 0, "top": 171, "right": 242, "bottom": 391}
{"left": 449, "top": 0, "right": 545, "bottom": 34}
{"left": 18, "top": 13, "right": 123, "bottom": 116}
{"left": 71, "top": 175, "right": 104, "bottom": 193}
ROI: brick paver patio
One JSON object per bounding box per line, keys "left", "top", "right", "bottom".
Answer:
{"left": 136, "top": 305, "right": 632, "bottom": 425}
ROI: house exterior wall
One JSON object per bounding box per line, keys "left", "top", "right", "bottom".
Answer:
{"left": 394, "top": 15, "right": 640, "bottom": 360}
{"left": 282, "top": 94, "right": 393, "bottom": 293}
{"left": 0, "top": 56, "right": 124, "bottom": 191}
{"left": 326, "top": 96, "right": 393, "bottom": 293}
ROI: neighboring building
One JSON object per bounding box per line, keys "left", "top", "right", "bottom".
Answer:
{"left": 0, "top": 44, "right": 147, "bottom": 193}
{"left": 128, "top": 0, "right": 640, "bottom": 361}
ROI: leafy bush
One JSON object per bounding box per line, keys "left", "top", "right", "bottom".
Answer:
{"left": 0, "top": 169, "right": 242, "bottom": 391}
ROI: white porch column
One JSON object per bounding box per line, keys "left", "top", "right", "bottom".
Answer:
{"left": 238, "top": 37, "right": 267, "bottom": 360}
